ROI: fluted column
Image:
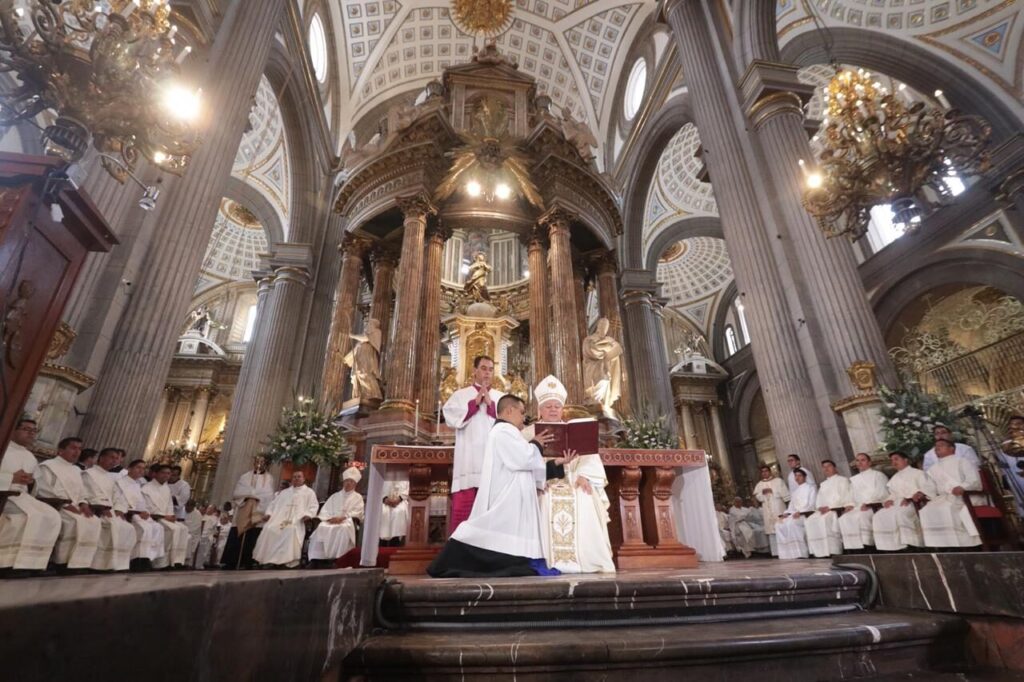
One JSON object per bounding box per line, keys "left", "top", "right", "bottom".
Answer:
{"left": 369, "top": 243, "right": 399, "bottom": 357}
{"left": 526, "top": 229, "right": 552, "bottom": 384}
{"left": 210, "top": 266, "right": 310, "bottom": 503}
{"left": 382, "top": 195, "right": 435, "bottom": 411}
{"left": 592, "top": 250, "right": 631, "bottom": 415}
{"left": 678, "top": 400, "right": 697, "bottom": 449}
{"left": 709, "top": 401, "right": 733, "bottom": 480}
{"left": 79, "top": 0, "right": 285, "bottom": 456}
{"left": 541, "top": 209, "right": 584, "bottom": 409}
{"left": 620, "top": 274, "right": 676, "bottom": 429}
{"left": 186, "top": 388, "right": 213, "bottom": 449}
{"left": 322, "top": 234, "right": 372, "bottom": 411}
{"left": 662, "top": 0, "right": 830, "bottom": 468}
{"left": 416, "top": 221, "right": 451, "bottom": 411}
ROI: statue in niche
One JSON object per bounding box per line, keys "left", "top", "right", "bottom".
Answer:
{"left": 463, "top": 252, "right": 491, "bottom": 302}
{"left": 582, "top": 317, "right": 623, "bottom": 417}
{"left": 508, "top": 372, "right": 528, "bottom": 402}
{"left": 439, "top": 366, "right": 460, "bottom": 405}
{"left": 187, "top": 306, "right": 212, "bottom": 337}
{"left": 344, "top": 319, "right": 383, "bottom": 402}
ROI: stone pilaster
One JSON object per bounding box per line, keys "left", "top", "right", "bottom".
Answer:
{"left": 321, "top": 233, "right": 372, "bottom": 412}
{"left": 78, "top": 0, "right": 286, "bottom": 456}
{"left": 678, "top": 400, "right": 697, "bottom": 449}
{"left": 382, "top": 194, "right": 435, "bottom": 412}
{"left": 709, "top": 401, "right": 733, "bottom": 480}
{"left": 620, "top": 270, "right": 676, "bottom": 430}
{"left": 369, "top": 242, "right": 399, "bottom": 357}
{"left": 526, "top": 228, "right": 552, "bottom": 385}
{"left": 187, "top": 387, "right": 213, "bottom": 449}
{"left": 296, "top": 209, "right": 346, "bottom": 395}
{"left": 541, "top": 209, "right": 584, "bottom": 409}
{"left": 416, "top": 221, "right": 451, "bottom": 411}
{"left": 592, "top": 250, "right": 631, "bottom": 415}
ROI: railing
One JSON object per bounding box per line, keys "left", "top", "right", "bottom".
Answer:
{"left": 915, "top": 332, "right": 1024, "bottom": 406}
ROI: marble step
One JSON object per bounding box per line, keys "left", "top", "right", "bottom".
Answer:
{"left": 345, "top": 609, "right": 967, "bottom": 682}
{"left": 380, "top": 566, "right": 871, "bottom": 627}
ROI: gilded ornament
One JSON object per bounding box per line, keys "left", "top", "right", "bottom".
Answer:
{"left": 46, "top": 322, "right": 76, "bottom": 361}
{"left": 846, "top": 361, "right": 877, "bottom": 394}
{"left": 449, "top": 0, "right": 514, "bottom": 38}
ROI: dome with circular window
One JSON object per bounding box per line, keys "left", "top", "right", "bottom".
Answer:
{"left": 624, "top": 58, "right": 647, "bottom": 121}
{"left": 308, "top": 13, "right": 328, "bottom": 84}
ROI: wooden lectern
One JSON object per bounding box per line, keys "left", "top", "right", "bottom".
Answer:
{"left": 0, "top": 152, "right": 117, "bottom": 452}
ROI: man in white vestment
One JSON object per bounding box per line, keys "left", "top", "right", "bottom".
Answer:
{"left": 525, "top": 375, "right": 614, "bottom": 574}
{"left": 920, "top": 439, "right": 982, "bottom": 548}
{"left": 142, "top": 464, "right": 190, "bottom": 568}
{"left": 775, "top": 468, "right": 817, "bottom": 560}
{"left": 838, "top": 453, "right": 890, "bottom": 551}
{"left": 115, "top": 459, "right": 165, "bottom": 567}
{"left": 168, "top": 466, "right": 191, "bottom": 521}
{"left": 223, "top": 457, "right": 276, "bottom": 569}
{"left": 184, "top": 501, "right": 203, "bottom": 566}
{"left": 35, "top": 437, "right": 102, "bottom": 569}
{"left": 82, "top": 448, "right": 136, "bottom": 571}
{"left": 804, "top": 460, "right": 852, "bottom": 558}
{"left": 379, "top": 473, "right": 409, "bottom": 545}
{"left": 873, "top": 452, "right": 936, "bottom": 551}
{"left": 753, "top": 465, "right": 789, "bottom": 556}
{"left": 309, "top": 466, "right": 365, "bottom": 563}
{"left": 429, "top": 395, "right": 576, "bottom": 577}
{"left": 727, "top": 497, "right": 766, "bottom": 558}
{"left": 442, "top": 355, "right": 504, "bottom": 533}
{"left": 785, "top": 454, "right": 816, "bottom": 493}
{"left": 252, "top": 470, "right": 320, "bottom": 568}
{"left": 716, "top": 506, "right": 735, "bottom": 554}
{"left": 196, "top": 506, "right": 220, "bottom": 568}
{"left": 921, "top": 425, "right": 980, "bottom": 472}
{"left": 0, "top": 418, "right": 61, "bottom": 573}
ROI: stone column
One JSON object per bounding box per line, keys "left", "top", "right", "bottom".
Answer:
{"left": 210, "top": 264, "right": 311, "bottom": 504}
{"left": 592, "top": 250, "right": 631, "bottom": 415}
{"left": 369, "top": 243, "right": 399, "bottom": 358}
{"left": 78, "top": 0, "right": 286, "bottom": 456}
{"left": 186, "top": 387, "right": 213, "bottom": 449}
{"left": 573, "top": 258, "right": 589, "bottom": 343}
{"left": 526, "top": 228, "right": 552, "bottom": 384}
{"left": 382, "top": 195, "right": 435, "bottom": 412}
{"left": 709, "top": 401, "right": 733, "bottom": 480}
{"left": 678, "top": 400, "right": 697, "bottom": 449}
{"left": 541, "top": 209, "right": 584, "bottom": 409}
{"left": 620, "top": 271, "right": 676, "bottom": 430}
{"left": 416, "top": 221, "right": 451, "bottom": 411}
{"left": 322, "top": 234, "right": 372, "bottom": 411}
{"left": 661, "top": 0, "right": 831, "bottom": 469}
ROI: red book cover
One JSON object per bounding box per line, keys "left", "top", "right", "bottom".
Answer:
{"left": 533, "top": 419, "right": 599, "bottom": 457}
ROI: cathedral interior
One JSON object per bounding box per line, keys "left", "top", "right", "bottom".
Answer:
{"left": 2, "top": 0, "right": 1024, "bottom": 680}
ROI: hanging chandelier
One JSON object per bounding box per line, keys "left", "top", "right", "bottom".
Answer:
{"left": 800, "top": 67, "right": 992, "bottom": 241}
{"left": 0, "top": 0, "right": 200, "bottom": 183}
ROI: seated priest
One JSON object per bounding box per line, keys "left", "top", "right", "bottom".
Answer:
{"left": 838, "top": 453, "right": 890, "bottom": 552}
{"left": 428, "top": 395, "right": 577, "bottom": 578}
{"left": 184, "top": 500, "right": 203, "bottom": 567}
{"left": 115, "top": 459, "right": 166, "bottom": 569}
{"left": 728, "top": 497, "right": 768, "bottom": 558}
{"left": 522, "top": 375, "right": 615, "bottom": 574}
{"left": 196, "top": 505, "right": 221, "bottom": 568}
{"left": 752, "top": 465, "right": 789, "bottom": 556}
{"left": 0, "top": 418, "right": 61, "bottom": 574}
{"left": 142, "top": 465, "right": 190, "bottom": 568}
{"left": 251, "top": 470, "right": 320, "bottom": 568}
{"left": 222, "top": 457, "right": 276, "bottom": 570}
{"left": 309, "top": 466, "right": 366, "bottom": 564}
{"left": 774, "top": 468, "right": 817, "bottom": 560}
{"left": 920, "top": 438, "right": 982, "bottom": 548}
{"left": 35, "top": 437, "right": 102, "bottom": 570}
{"left": 922, "top": 425, "right": 980, "bottom": 472}
{"left": 379, "top": 472, "right": 409, "bottom": 546}
{"left": 81, "top": 448, "right": 137, "bottom": 571}
{"left": 804, "top": 460, "right": 852, "bottom": 558}
{"left": 716, "top": 505, "right": 735, "bottom": 554}
{"left": 872, "top": 451, "right": 935, "bottom": 551}
{"left": 785, "top": 454, "right": 816, "bottom": 493}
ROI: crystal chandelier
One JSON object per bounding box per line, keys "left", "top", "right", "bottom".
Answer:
{"left": 800, "top": 67, "right": 991, "bottom": 241}
{"left": 0, "top": 0, "right": 200, "bottom": 182}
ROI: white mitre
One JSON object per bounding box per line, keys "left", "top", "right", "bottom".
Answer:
{"left": 535, "top": 375, "right": 567, "bottom": 407}
{"left": 342, "top": 466, "right": 362, "bottom": 484}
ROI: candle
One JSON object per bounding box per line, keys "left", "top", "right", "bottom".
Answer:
{"left": 437, "top": 400, "right": 442, "bottom": 430}
{"left": 934, "top": 89, "right": 950, "bottom": 109}
{"left": 415, "top": 399, "right": 420, "bottom": 441}
{"left": 175, "top": 45, "right": 192, "bottom": 65}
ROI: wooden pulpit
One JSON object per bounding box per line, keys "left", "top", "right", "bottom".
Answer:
{"left": 0, "top": 152, "right": 117, "bottom": 452}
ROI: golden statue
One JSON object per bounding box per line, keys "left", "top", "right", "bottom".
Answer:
{"left": 439, "top": 366, "right": 460, "bottom": 405}
{"left": 508, "top": 372, "right": 528, "bottom": 402}
{"left": 464, "top": 252, "right": 491, "bottom": 302}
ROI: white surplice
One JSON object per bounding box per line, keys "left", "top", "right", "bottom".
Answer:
{"left": 0, "top": 442, "right": 61, "bottom": 570}
{"left": 873, "top": 467, "right": 936, "bottom": 551}
{"left": 753, "top": 476, "right": 789, "bottom": 555}
{"left": 921, "top": 456, "right": 982, "bottom": 547}
{"left": 196, "top": 513, "right": 219, "bottom": 567}
{"left": 184, "top": 508, "right": 203, "bottom": 566}
{"left": 379, "top": 472, "right": 410, "bottom": 540}
{"left": 309, "top": 490, "right": 365, "bottom": 560}
{"left": 805, "top": 474, "right": 852, "bottom": 558}
{"left": 716, "top": 510, "right": 734, "bottom": 553}
{"left": 115, "top": 476, "right": 165, "bottom": 562}
{"left": 35, "top": 457, "right": 102, "bottom": 569}
{"left": 775, "top": 482, "right": 816, "bottom": 560}
{"left": 788, "top": 468, "right": 817, "bottom": 494}
{"left": 141, "top": 480, "right": 190, "bottom": 567}
{"left": 728, "top": 505, "right": 767, "bottom": 557}
{"left": 922, "top": 442, "right": 980, "bottom": 472}
{"left": 81, "top": 467, "right": 136, "bottom": 571}
{"left": 443, "top": 385, "right": 504, "bottom": 494}
{"left": 168, "top": 479, "right": 191, "bottom": 521}
{"left": 838, "top": 469, "right": 890, "bottom": 550}
{"left": 452, "top": 421, "right": 548, "bottom": 559}
{"left": 252, "top": 484, "right": 319, "bottom": 567}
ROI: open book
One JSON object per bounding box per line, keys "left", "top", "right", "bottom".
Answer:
{"left": 533, "top": 418, "right": 599, "bottom": 457}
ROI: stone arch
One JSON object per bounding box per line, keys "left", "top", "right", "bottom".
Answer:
{"left": 225, "top": 176, "right": 285, "bottom": 244}
{"left": 643, "top": 215, "right": 724, "bottom": 272}
{"left": 711, "top": 280, "right": 739, "bottom": 362}
{"left": 732, "top": 370, "right": 762, "bottom": 444}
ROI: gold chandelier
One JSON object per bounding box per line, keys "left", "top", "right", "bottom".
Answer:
{"left": 801, "top": 67, "right": 991, "bottom": 241}
{"left": 0, "top": 0, "right": 200, "bottom": 182}
{"left": 449, "top": 0, "right": 514, "bottom": 39}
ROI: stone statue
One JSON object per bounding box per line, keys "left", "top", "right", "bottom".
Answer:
{"left": 560, "top": 106, "right": 598, "bottom": 161}
{"left": 344, "top": 319, "right": 383, "bottom": 402}
{"left": 582, "top": 317, "right": 623, "bottom": 417}
{"left": 463, "top": 252, "right": 491, "bottom": 302}
{"left": 439, "top": 366, "right": 460, "bottom": 405}
{"left": 188, "top": 306, "right": 212, "bottom": 337}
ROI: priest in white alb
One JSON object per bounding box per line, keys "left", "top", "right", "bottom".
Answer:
{"left": 804, "top": 460, "right": 852, "bottom": 558}
{"left": 785, "top": 454, "right": 816, "bottom": 493}
{"left": 0, "top": 418, "right": 61, "bottom": 573}
{"left": 524, "top": 375, "right": 615, "bottom": 574}
{"left": 378, "top": 474, "right": 409, "bottom": 545}
{"left": 35, "top": 437, "right": 102, "bottom": 569}
{"left": 252, "top": 470, "right": 320, "bottom": 568}
{"left": 920, "top": 438, "right": 982, "bottom": 548}
{"left": 222, "top": 457, "right": 276, "bottom": 569}
{"left": 142, "top": 464, "right": 190, "bottom": 568}
{"left": 309, "top": 465, "right": 365, "bottom": 563}
{"left": 921, "top": 425, "right": 980, "bottom": 472}
{"left": 442, "top": 355, "right": 504, "bottom": 533}
{"left": 727, "top": 497, "right": 766, "bottom": 558}
{"left": 116, "top": 459, "right": 166, "bottom": 567}
{"left": 838, "top": 452, "right": 890, "bottom": 551}
{"left": 873, "top": 451, "right": 935, "bottom": 551}
{"left": 82, "top": 448, "right": 137, "bottom": 571}
{"left": 774, "top": 468, "right": 817, "bottom": 560}
{"left": 752, "top": 465, "right": 789, "bottom": 556}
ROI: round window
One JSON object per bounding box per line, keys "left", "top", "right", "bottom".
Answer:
{"left": 624, "top": 58, "right": 647, "bottom": 121}
{"left": 309, "top": 13, "right": 328, "bottom": 83}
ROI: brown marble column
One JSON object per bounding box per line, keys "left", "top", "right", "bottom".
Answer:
{"left": 592, "top": 250, "right": 631, "bottom": 415}
{"left": 573, "top": 258, "right": 590, "bottom": 343}
{"left": 382, "top": 195, "right": 435, "bottom": 411}
{"left": 541, "top": 209, "right": 584, "bottom": 409}
{"left": 369, "top": 243, "right": 399, "bottom": 357}
{"left": 526, "top": 228, "right": 552, "bottom": 384}
{"left": 416, "top": 221, "right": 451, "bottom": 412}
{"left": 321, "top": 234, "right": 372, "bottom": 412}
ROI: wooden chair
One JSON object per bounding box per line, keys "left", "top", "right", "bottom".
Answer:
{"left": 0, "top": 490, "right": 20, "bottom": 515}
{"left": 36, "top": 496, "right": 71, "bottom": 510}
{"left": 963, "top": 467, "right": 1012, "bottom": 551}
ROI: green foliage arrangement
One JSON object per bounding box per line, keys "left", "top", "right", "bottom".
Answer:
{"left": 266, "top": 397, "right": 351, "bottom": 468}
{"left": 878, "top": 384, "right": 967, "bottom": 463}
{"left": 618, "top": 405, "right": 678, "bottom": 450}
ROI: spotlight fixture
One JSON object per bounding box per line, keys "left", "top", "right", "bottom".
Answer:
{"left": 100, "top": 154, "right": 160, "bottom": 211}
{"left": 466, "top": 180, "right": 482, "bottom": 197}
{"left": 495, "top": 182, "right": 511, "bottom": 199}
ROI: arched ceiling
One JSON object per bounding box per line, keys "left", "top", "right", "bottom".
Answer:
{"left": 195, "top": 199, "right": 270, "bottom": 294}
{"left": 656, "top": 236, "right": 733, "bottom": 334}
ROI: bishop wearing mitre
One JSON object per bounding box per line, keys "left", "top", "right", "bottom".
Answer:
{"left": 308, "top": 465, "right": 365, "bottom": 563}
{"left": 523, "top": 375, "right": 615, "bottom": 574}
{"left": 252, "top": 470, "right": 320, "bottom": 568}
